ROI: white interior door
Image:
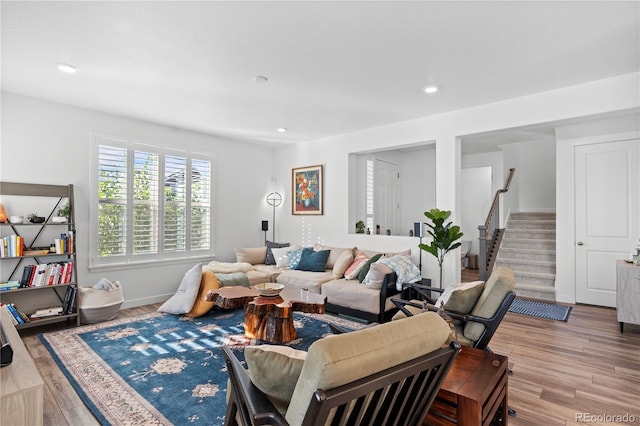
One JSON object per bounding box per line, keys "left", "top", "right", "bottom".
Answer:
{"left": 374, "top": 159, "right": 399, "bottom": 234}
{"left": 575, "top": 139, "right": 640, "bottom": 307}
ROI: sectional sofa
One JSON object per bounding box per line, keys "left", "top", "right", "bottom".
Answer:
{"left": 231, "top": 244, "right": 419, "bottom": 323}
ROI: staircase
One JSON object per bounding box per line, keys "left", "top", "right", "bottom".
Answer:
{"left": 495, "top": 212, "right": 556, "bottom": 301}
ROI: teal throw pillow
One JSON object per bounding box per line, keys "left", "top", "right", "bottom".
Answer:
{"left": 358, "top": 253, "right": 383, "bottom": 282}
{"left": 295, "top": 248, "right": 331, "bottom": 272}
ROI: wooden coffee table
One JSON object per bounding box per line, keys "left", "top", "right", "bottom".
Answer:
{"left": 244, "top": 287, "right": 326, "bottom": 343}
{"left": 424, "top": 346, "right": 508, "bottom": 426}
{"left": 204, "top": 286, "right": 259, "bottom": 309}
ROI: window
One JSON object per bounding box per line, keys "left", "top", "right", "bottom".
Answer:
{"left": 91, "top": 135, "right": 214, "bottom": 268}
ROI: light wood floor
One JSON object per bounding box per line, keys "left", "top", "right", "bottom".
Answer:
{"left": 18, "top": 296, "right": 640, "bottom": 426}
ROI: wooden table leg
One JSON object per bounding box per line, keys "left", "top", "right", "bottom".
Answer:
{"left": 244, "top": 299, "right": 297, "bottom": 343}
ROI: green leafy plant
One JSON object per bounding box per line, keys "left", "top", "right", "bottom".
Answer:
{"left": 355, "top": 220, "right": 366, "bottom": 234}
{"left": 57, "top": 203, "right": 71, "bottom": 220}
{"left": 419, "top": 208, "right": 463, "bottom": 288}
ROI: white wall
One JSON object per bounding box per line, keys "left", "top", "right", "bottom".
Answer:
{"left": 0, "top": 92, "right": 274, "bottom": 308}
{"left": 500, "top": 139, "right": 557, "bottom": 213}
{"left": 272, "top": 73, "right": 639, "bottom": 288}
{"left": 461, "top": 151, "right": 504, "bottom": 255}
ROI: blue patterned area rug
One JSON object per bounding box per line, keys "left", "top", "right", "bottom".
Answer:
{"left": 508, "top": 298, "right": 572, "bottom": 321}
{"left": 40, "top": 308, "right": 363, "bottom": 426}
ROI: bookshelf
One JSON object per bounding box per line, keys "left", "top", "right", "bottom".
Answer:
{"left": 0, "top": 182, "right": 79, "bottom": 329}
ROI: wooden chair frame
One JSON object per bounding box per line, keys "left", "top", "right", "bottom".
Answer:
{"left": 222, "top": 341, "right": 460, "bottom": 426}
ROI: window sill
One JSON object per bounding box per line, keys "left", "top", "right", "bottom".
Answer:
{"left": 89, "top": 254, "right": 215, "bottom": 273}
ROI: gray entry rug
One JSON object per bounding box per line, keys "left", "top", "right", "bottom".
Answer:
{"left": 508, "top": 298, "right": 572, "bottom": 321}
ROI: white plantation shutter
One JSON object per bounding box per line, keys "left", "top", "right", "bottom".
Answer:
{"left": 133, "top": 150, "right": 159, "bottom": 255}
{"left": 98, "top": 145, "right": 128, "bottom": 257}
{"left": 191, "top": 158, "right": 211, "bottom": 251}
{"left": 366, "top": 159, "right": 375, "bottom": 233}
{"left": 164, "top": 155, "right": 187, "bottom": 252}
{"left": 93, "top": 136, "right": 214, "bottom": 268}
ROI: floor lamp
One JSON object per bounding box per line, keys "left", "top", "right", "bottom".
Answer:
{"left": 266, "top": 192, "right": 282, "bottom": 242}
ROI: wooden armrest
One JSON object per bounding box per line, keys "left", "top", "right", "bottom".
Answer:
{"left": 221, "top": 345, "right": 288, "bottom": 425}
{"left": 410, "top": 282, "right": 445, "bottom": 294}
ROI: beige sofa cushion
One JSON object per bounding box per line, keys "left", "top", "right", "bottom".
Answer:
{"left": 463, "top": 266, "right": 515, "bottom": 341}
{"left": 245, "top": 345, "right": 307, "bottom": 415}
{"left": 276, "top": 270, "right": 334, "bottom": 293}
{"left": 285, "top": 312, "right": 451, "bottom": 425}
{"left": 235, "top": 247, "right": 267, "bottom": 265}
{"left": 435, "top": 280, "right": 485, "bottom": 313}
{"left": 321, "top": 279, "right": 395, "bottom": 314}
{"left": 332, "top": 249, "right": 354, "bottom": 279}
{"left": 364, "top": 263, "right": 393, "bottom": 290}
{"left": 313, "top": 244, "right": 355, "bottom": 269}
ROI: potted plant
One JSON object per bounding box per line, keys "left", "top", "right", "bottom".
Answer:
{"left": 27, "top": 212, "right": 46, "bottom": 223}
{"left": 419, "top": 208, "right": 463, "bottom": 288}
{"left": 53, "top": 203, "right": 70, "bottom": 223}
{"left": 355, "top": 220, "right": 366, "bottom": 234}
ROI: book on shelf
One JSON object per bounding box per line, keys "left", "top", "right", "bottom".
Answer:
{"left": 63, "top": 286, "right": 77, "bottom": 315}
{"left": 11, "top": 304, "right": 30, "bottom": 323}
{"left": 23, "top": 249, "right": 50, "bottom": 256}
{"left": 0, "top": 235, "right": 24, "bottom": 258}
{"left": 5, "top": 304, "right": 25, "bottom": 324}
{"left": 0, "top": 281, "right": 20, "bottom": 291}
{"left": 31, "top": 306, "right": 63, "bottom": 319}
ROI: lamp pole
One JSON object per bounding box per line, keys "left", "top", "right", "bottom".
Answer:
{"left": 266, "top": 192, "right": 282, "bottom": 242}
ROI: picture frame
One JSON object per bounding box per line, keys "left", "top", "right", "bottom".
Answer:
{"left": 292, "top": 164, "right": 323, "bottom": 215}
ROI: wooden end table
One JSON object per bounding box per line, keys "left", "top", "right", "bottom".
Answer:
{"left": 424, "top": 346, "right": 508, "bottom": 426}
{"left": 244, "top": 287, "right": 326, "bottom": 343}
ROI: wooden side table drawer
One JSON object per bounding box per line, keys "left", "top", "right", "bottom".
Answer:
{"left": 424, "top": 347, "right": 508, "bottom": 426}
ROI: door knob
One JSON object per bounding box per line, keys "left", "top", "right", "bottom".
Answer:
{"left": 577, "top": 241, "right": 584, "bottom": 246}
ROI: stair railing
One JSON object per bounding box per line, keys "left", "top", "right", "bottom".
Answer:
{"left": 478, "top": 168, "right": 515, "bottom": 280}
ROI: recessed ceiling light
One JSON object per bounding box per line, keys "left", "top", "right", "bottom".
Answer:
{"left": 423, "top": 85, "right": 439, "bottom": 94}
{"left": 57, "top": 63, "right": 77, "bottom": 74}
{"left": 276, "top": 127, "right": 287, "bottom": 133}
{"left": 254, "top": 75, "right": 268, "bottom": 84}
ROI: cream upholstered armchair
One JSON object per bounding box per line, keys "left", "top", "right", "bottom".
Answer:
{"left": 392, "top": 266, "right": 516, "bottom": 351}
{"left": 222, "top": 312, "right": 459, "bottom": 426}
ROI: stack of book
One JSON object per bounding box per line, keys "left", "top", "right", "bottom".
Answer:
{"left": 19, "top": 261, "right": 74, "bottom": 287}
{"left": 0, "top": 235, "right": 24, "bottom": 258}
{"left": 30, "top": 306, "right": 64, "bottom": 319}
{"left": 62, "top": 286, "right": 77, "bottom": 315}
{"left": 2, "top": 303, "right": 31, "bottom": 325}
{"left": 0, "top": 281, "right": 21, "bottom": 291}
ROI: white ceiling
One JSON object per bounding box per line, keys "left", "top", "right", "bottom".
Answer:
{"left": 2, "top": 1, "right": 639, "bottom": 150}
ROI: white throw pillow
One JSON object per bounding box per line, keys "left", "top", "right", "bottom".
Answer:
{"left": 157, "top": 263, "right": 203, "bottom": 314}
{"left": 271, "top": 245, "right": 301, "bottom": 268}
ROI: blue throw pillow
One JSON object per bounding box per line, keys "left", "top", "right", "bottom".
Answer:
{"left": 295, "top": 248, "right": 331, "bottom": 272}
{"left": 265, "top": 241, "right": 290, "bottom": 265}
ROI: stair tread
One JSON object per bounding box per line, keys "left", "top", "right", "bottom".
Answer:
{"left": 496, "top": 258, "right": 556, "bottom": 266}
{"left": 499, "top": 247, "right": 556, "bottom": 254}
{"left": 502, "top": 237, "right": 556, "bottom": 243}
{"left": 514, "top": 283, "right": 556, "bottom": 291}
{"left": 512, "top": 270, "right": 556, "bottom": 279}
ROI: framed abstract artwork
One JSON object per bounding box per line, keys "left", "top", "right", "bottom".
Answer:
{"left": 292, "top": 164, "right": 323, "bottom": 215}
